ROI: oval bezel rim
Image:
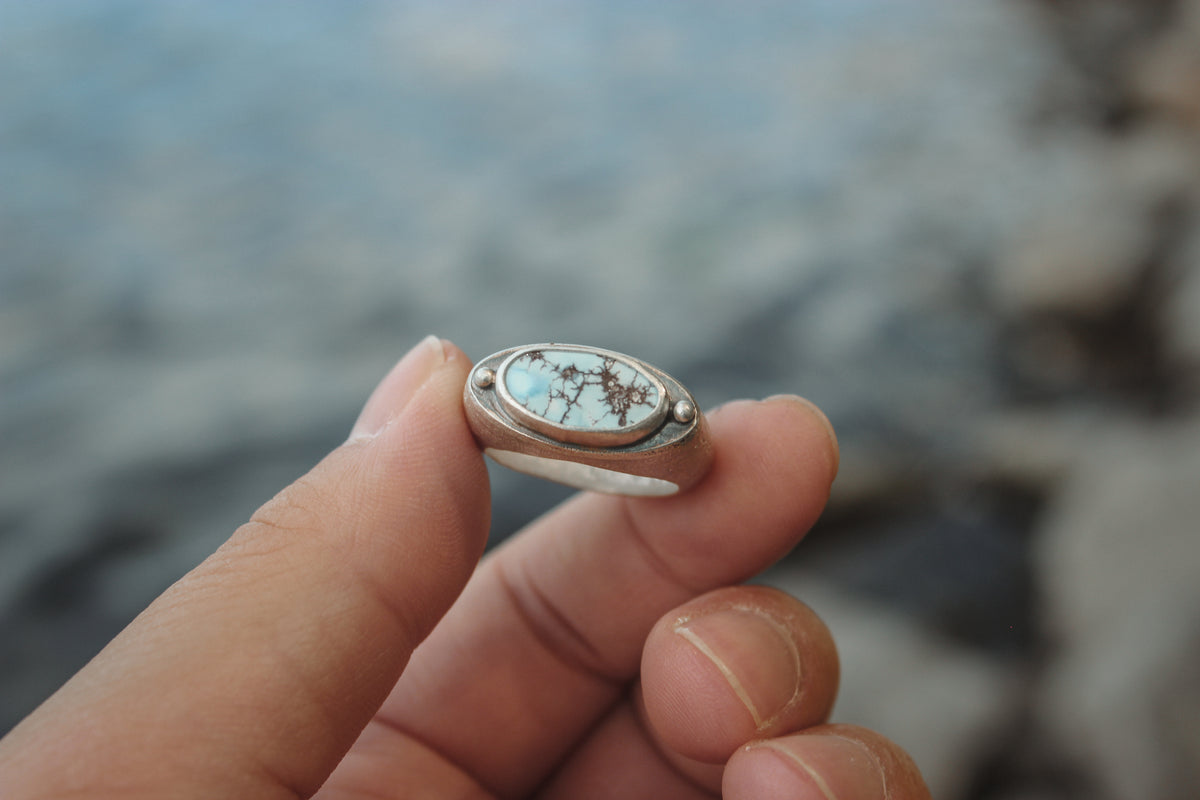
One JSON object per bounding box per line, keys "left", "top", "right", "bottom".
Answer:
{"left": 494, "top": 344, "right": 670, "bottom": 448}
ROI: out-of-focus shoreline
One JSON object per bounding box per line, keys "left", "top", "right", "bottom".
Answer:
{"left": 2, "top": 3, "right": 1198, "bottom": 797}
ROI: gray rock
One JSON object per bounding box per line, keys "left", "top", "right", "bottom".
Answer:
{"left": 989, "top": 127, "right": 1194, "bottom": 321}
{"left": 1163, "top": 215, "right": 1200, "bottom": 380}
{"left": 1035, "top": 422, "right": 1200, "bottom": 800}
{"left": 1129, "top": 0, "right": 1200, "bottom": 125}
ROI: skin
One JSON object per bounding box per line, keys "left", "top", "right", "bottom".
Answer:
{"left": 0, "top": 336, "right": 931, "bottom": 799}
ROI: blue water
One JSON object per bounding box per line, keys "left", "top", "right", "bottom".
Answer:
{"left": 0, "top": 0, "right": 1056, "bottom": 736}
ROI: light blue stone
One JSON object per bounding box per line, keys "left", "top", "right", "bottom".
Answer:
{"left": 503, "top": 349, "right": 660, "bottom": 431}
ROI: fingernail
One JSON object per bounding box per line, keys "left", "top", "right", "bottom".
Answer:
{"left": 746, "top": 736, "right": 886, "bottom": 800}
{"left": 765, "top": 394, "right": 840, "bottom": 475}
{"left": 349, "top": 335, "right": 446, "bottom": 441}
{"left": 674, "top": 608, "right": 801, "bottom": 732}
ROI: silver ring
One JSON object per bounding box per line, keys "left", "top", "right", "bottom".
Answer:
{"left": 463, "top": 344, "right": 712, "bottom": 496}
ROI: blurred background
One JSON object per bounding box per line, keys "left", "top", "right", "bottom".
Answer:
{"left": 2, "top": 1, "right": 1199, "bottom": 797}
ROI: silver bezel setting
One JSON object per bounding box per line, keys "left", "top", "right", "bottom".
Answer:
{"left": 493, "top": 344, "right": 670, "bottom": 448}
{"left": 462, "top": 343, "right": 712, "bottom": 496}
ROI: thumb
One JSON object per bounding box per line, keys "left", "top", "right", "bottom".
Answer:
{"left": 0, "top": 337, "right": 490, "bottom": 799}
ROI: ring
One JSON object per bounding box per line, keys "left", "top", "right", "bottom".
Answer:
{"left": 463, "top": 343, "right": 713, "bottom": 496}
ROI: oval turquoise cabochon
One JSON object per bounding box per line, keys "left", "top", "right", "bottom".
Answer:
{"left": 499, "top": 346, "right": 666, "bottom": 445}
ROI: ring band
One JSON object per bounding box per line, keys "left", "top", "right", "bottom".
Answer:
{"left": 463, "top": 344, "right": 712, "bottom": 496}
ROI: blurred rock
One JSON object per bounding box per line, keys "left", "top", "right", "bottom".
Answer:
{"left": 966, "top": 410, "right": 1093, "bottom": 491}
{"left": 991, "top": 128, "right": 1193, "bottom": 321}
{"left": 1163, "top": 216, "right": 1200, "bottom": 380}
{"left": 1129, "top": 0, "right": 1200, "bottom": 125}
{"left": 1035, "top": 422, "right": 1200, "bottom": 800}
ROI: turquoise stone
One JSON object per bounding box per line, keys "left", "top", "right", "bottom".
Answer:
{"left": 502, "top": 348, "right": 661, "bottom": 433}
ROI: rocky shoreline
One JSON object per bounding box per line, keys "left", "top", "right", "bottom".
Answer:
{"left": 2, "top": 2, "right": 1198, "bottom": 797}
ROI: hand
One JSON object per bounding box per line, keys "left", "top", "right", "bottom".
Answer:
{"left": 0, "top": 336, "right": 930, "bottom": 799}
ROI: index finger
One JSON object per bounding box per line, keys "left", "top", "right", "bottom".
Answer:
{"left": 338, "top": 395, "right": 838, "bottom": 798}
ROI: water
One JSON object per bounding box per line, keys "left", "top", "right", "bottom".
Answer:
{"left": 1, "top": 0, "right": 1068, "bottom": 762}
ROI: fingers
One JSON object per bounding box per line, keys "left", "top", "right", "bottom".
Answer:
{"left": 724, "top": 724, "right": 933, "bottom": 800}
{"left": 344, "top": 396, "right": 838, "bottom": 797}
{"left": 536, "top": 701, "right": 718, "bottom": 800}
{"left": 539, "top": 588, "right": 921, "bottom": 800}
{"left": 0, "top": 337, "right": 491, "bottom": 799}
{"left": 641, "top": 586, "right": 839, "bottom": 764}
{"left": 538, "top": 717, "right": 928, "bottom": 800}
{"left": 536, "top": 586, "right": 838, "bottom": 799}
{"left": 497, "top": 394, "right": 838, "bottom": 678}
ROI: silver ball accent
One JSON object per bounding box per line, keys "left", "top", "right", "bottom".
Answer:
{"left": 672, "top": 399, "right": 696, "bottom": 424}
{"left": 473, "top": 368, "right": 495, "bottom": 389}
